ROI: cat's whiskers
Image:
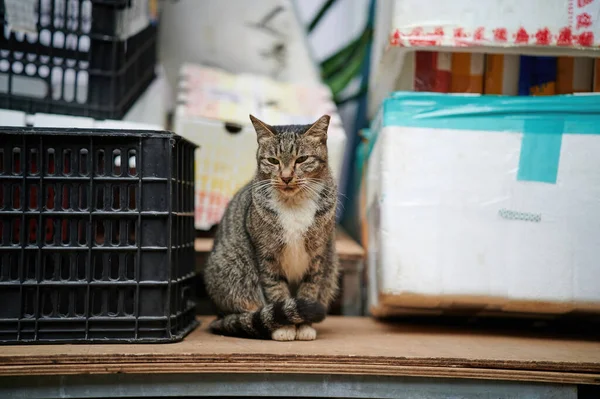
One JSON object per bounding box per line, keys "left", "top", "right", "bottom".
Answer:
{"left": 296, "top": 180, "right": 323, "bottom": 199}
{"left": 251, "top": 179, "right": 278, "bottom": 196}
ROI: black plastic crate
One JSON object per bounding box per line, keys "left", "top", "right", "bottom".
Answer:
{"left": 0, "top": 0, "right": 158, "bottom": 119}
{"left": 0, "top": 127, "right": 198, "bottom": 344}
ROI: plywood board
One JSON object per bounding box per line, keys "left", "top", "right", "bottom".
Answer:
{"left": 372, "top": 293, "right": 600, "bottom": 318}
{"left": 195, "top": 227, "right": 365, "bottom": 261}
{"left": 1, "top": 317, "right": 599, "bottom": 384}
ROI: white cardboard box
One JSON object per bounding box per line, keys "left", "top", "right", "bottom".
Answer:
{"left": 367, "top": 92, "right": 600, "bottom": 316}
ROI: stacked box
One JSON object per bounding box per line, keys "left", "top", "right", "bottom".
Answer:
{"left": 367, "top": 92, "right": 600, "bottom": 317}
{"left": 174, "top": 64, "right": 347, "bottom": 230}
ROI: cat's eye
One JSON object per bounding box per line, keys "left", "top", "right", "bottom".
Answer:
{"left": 295, "top": 156, "right": 309, "bottom": 164}
{"left": 267, "top": 157, "right": 279, "bottom": 165}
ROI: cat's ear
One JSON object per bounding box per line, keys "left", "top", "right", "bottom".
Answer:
{"left": 304, "top": 115, "right": 330, "bottom": 143}
{"left": 249, "top": 114, "right": 275, "bottom": 144}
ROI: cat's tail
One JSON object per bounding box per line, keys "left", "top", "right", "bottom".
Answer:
{"left": 209, "top": 298, "right": 326, "bottom": 339}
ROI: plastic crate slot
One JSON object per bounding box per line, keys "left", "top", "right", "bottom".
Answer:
{"left": 0, "top": 149, "right": 4, "bottom": 174}
{"left": 77, "top": 70, "right": 88, "bottom": 103}
{"left": 62, "top": 184, "right": 70, "bottom": 210}
{"left": 44, "top": 254, "right": 56, "bottom": 281}
{"left": 12, "top": 148, "right": 21, "bottom": 175}
{"left": 44, "top": 218, "right": 54, "bottom": 244}
{"left": 25, "top": 252, "right": 36, "bottom": 281}
{"left": 112, "top": 149, "right": 121, "bottom": 176}
{"left": 75, "top": 288, "right": 86, "bottom": 316}
{"left": 25, "top": 62, "right": 37, "bottom": 77}
{"left": 47, "top": 148, "right": 56, "bottom": 175}
{"left": 30, "top": 149, "right": 39, "bottom": 175}
{"left": 96, "top": 149, "right": 105, "bottom": 175}
{"left": 127, "top": 220, "right": 135, "bottom": 245}
{"left": 28, "top": 218, "right": 37, "bottom": 245}
{"left": 39, "top": 64, "right": 50, "bottom": 78}
{"left": 79, "top": 149, "right": 89, "bottom": 176}
{"left": 109, "top": 253, "right": 119, "bottom": 280}
{"left": 0, "top": 220, "right": 3, "bottom": 243}
{"left": 95, "top": 185, "right": 104, "bottom": 210}
{"left": 112, "top": 186, "right": 120, "bottom": 210}
{"left": 41, "top": 289, "right": 55, "bottom": 317}
{"left": 124, "top": 287, "right": 134, "bottom": 315}
{"left": 12, "top": 60, "right": 23, "bottom": 74}
{"left": 93, "top": 254, "right": 103, "bottom": 280}
{"left": 0, "top": 254, "right": 6, "bottom": 281}
{"left": 12, "top": 184, "right": 21, "bottom": 210}
{"left": 11, "top": 218, "right": 21, "bottom": 245}
{"left": 125, "top": 253, "right": 134, "bottom": 280}
{"left": 46, "top": 184, "right": 55, "bottom": 210}
{"left": 7, "top": 253, "right": 18, "bottom": 281}
{"left": 91, "top": 288, "right": 104, "bottom": 316}
{"left": 111, "top": 220, "right": 120, "bottom": 245}
{"left": 29, "top": 184, "right": 39, "bottom": 210}
{"left": 63, "top": 149, "right": 72, "bottom": 176}
{"left": 128, "top": 185, "right": 136, "bottom": 210}
{"left": 51, "top": 66, "right": 62, "bottom": 101}
{"left": 78, "top": 185, "right": 88, "bottom": 210}
{"left": 95, "top": 220, "right": 105, "bottom": 245}
{"left": 77, "top": 219, "right": 86, "bottom": 245}
{"left": 61, "top": 219, "right": 69, "bottom": 245}
{"left": 23, "top": 288, "right": 36, "bottom": 318}
{"left": 58, "top": 289, "right": 71, "bottom": 317}
{"left": 0, "top": 185, "right": 3, "bottom": 210}
{"left": 76, "top": 253, "right": 86, "bottom": 280}
{"left": 128, "top": 149, "right": 136, "bottom": 175}
{"left": 61, "top": 254, "right": 71, "bottom": 281}
{"left": 108, "top": 287, "right": 118, "bottom": 315}
{"left": 64, "top": 69, "right": 76, "bottom": 102}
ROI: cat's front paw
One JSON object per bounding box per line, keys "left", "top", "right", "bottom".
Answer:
{"left": 295, "top": 324, "right": 317, "bottom": 341}
{"left": 272, "top": 325, "right": 297, "bottom": 341}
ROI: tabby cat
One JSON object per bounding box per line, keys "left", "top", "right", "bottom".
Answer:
{"left": 204, "top": 114, "right": 339, "bottom": 341}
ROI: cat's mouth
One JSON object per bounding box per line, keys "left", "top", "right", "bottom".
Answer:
{"left": 277, "top": 185, "right": 299, "bottom": 195}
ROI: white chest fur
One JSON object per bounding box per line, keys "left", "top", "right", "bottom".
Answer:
{"left": 275, "top": 198, "right": 317, "bottom": 284}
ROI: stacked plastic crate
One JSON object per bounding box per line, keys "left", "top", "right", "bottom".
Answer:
{"left": 0, "top": 0, "right": 159, "bottom": 120}
{"left": 0, "top": 127, "right": 198, "bottom": 343}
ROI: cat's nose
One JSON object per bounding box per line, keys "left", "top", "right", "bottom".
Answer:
{"left": 281, "top": 176, "right": 293, "bottom": 185}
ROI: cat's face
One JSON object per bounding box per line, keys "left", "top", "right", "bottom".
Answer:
{"left": 250, "top": 115, "right": 330, "bottom": 198}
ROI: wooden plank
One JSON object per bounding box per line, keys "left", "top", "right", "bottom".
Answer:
{"left": 195, "top": 227, "right": 365, "bottom": 261}
{"left": 372, "top": 293, "right": 600, "bottom": 318}
{"left": 1, "top": 317, "right": 599, "bottom": 384}
{"left": 335, "top": 228, "right": 365, "bottom": 261}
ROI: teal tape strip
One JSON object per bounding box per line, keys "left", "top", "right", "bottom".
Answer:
{"left": 375, "top": 93, "right": 600, "bottom": 185}
{"left": 517, "top": 120, "right": 564, "bottom": 184}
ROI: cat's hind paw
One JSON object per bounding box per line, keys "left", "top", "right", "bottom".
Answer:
{"left": 271, "top": 325, "right": 296, "bottom": 341}
{"left": 295, "top": 324, "right": 317, "bottom": 341}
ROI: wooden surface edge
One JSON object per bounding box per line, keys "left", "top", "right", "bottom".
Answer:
{"left": 375, "top": 293, "right": 600, "bottom": 316}
{"left": 3, "top": 353, "right": 600, "bottom": 380}
{"left": 4, "top": 353, "right": 600, "bottom": 374}
{"left": 1, "top": 362, "right": 598, "bottom": 385}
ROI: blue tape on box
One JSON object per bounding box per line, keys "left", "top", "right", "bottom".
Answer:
{"left": 377, "top": 92, "right": 600, "bottom": 184}
{"left": 518, "top": 120, "right": 564, "bottom": 184}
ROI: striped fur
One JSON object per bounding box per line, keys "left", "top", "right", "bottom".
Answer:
{"left": 204, "top": 115, "right": 339, "bottom": 340}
